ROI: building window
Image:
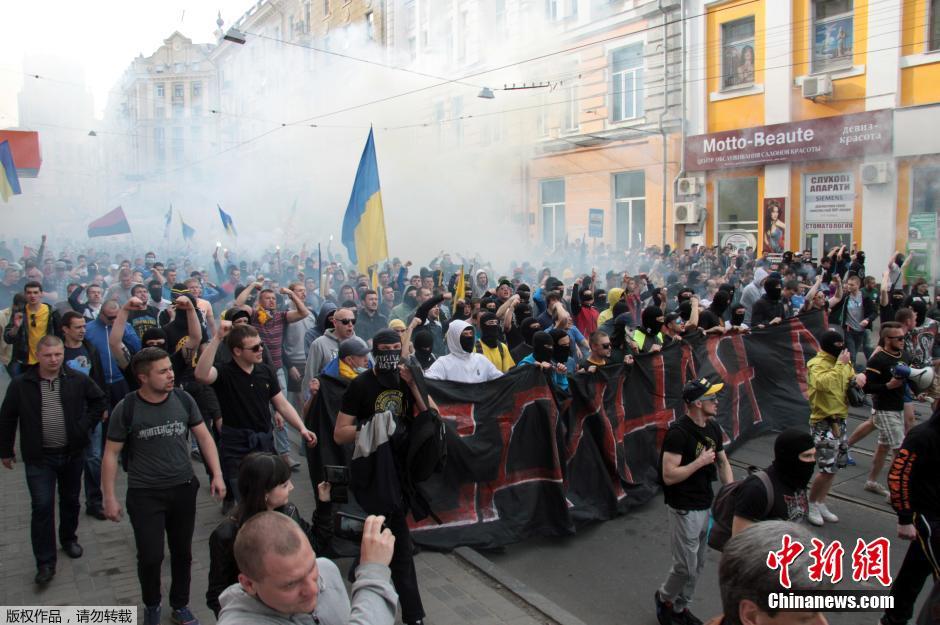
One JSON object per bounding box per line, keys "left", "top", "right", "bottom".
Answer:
{"left": 564, "top": 84, "right": 579, "bottom": 132}
{"left": 154, "top": 127, "right": 165, "bottom": 163}
{"left": 931, "top": 0, "right": 940, "bottom": 51}
{"left": 366, "top": 11, "right": 375, "bottom": 40}
{"left": 540, "top": 179, "right": 566, "bottom": 249}
{"left": 192, "top": 82, "right": 202, "bottom": 98}
{"left": 323, "top": 0, "right": 330, "bottom": 16}
{"left": 716, "top": 177, "right": 758, "bottom": 249}
{"left": 536, "top": 94, "right": 550, "bottom": 137}
{"left": 614, "top": 172, "right": 645, "bottom": 249}
{"left": 721, "top": 17, "right": 755, "bottom": 89}
{"left": 156, "top": 83, "right": 165, "bottom": 98}
{"left": 546, "top": 0, "right": 559, "bottom": 20}
{"left": 172, "top": 103, "right": 184, "bottom": 118}
{"left": 812, "top": 0, "right": 853, "bottom": 73}
{"left": 172, "top": 126, "right": 184, "bottom": 161}
{"left": 610, "top": 43, "right": 644, "bottom": 122}
{"left": 173, "top": 83, "right": 184, "bottom": 99}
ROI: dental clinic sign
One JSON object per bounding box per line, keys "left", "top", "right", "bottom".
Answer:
{"left": 685, "top": 110, "right": 892, "bottom": 171}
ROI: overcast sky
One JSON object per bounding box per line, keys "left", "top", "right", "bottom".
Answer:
{"left": 0, "top": 0, "right": 250, "bottom": 122}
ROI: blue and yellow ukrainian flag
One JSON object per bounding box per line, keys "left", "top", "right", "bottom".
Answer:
{"left": 180, "top": 210, "right": 196, "bottom": 241}
{"left": 0, "top": 141, "right": 22, "bottom": 202}
{"left": 218, "top": 204, "right": 237, "bottom": 237}
{"left": 342, "top": 128, "right": 388, "bottom": 275}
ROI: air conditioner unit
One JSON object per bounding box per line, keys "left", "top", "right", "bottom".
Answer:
{"left": 802, "top": 75, "right": 833, "bottom": 99}
{"left": 674, "top": 202, "right": 700, "bottom": 225}
{"left": 677, "top": 177, "right": 700, "bottom": 196}
{"left": 861, "top": 161, "right": 891, "bottom": 185}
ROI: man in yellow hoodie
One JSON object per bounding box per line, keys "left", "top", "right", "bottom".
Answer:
{"left": 806, "top": 329, "right": 866, "bottom": 526}
{"left": 476, "top": 312, "right": 515, "bottom": 373}
{"left": 597, "top": 287, "right": 625, "bottom": 326}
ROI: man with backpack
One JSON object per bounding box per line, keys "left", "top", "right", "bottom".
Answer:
{"left": 333, "top": 329, "right": 436, "bottom": 625}
{"left": 101, "top": 347, "right": 225, "bottom": 625}
{"left": 655, "top": 378, "right": 733, "bottom": 625}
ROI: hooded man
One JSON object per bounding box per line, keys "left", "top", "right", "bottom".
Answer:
{"left": 749, "top": 277, "right": 785, "bottom": 327}
{"left": 697, "top": 290, "right": 731, "bottom": 333}
{"left": 739, "top": 267, "right": 768, "bottom": 326}
{"left": 597, "top": 287, "right": 625, "bottom": 325}
{"left": 731, "top": 428, "right": 815, "bottom": 535}
{"left": 411, "top": 330, "right": 437, "bottom": 371}
{"left": 510, "top": 317, "right": 543, "bottom": 363}
{"left": 516, "top": 330, "right": 570, "bottom": 392}
{"left": 304, "top": 306, "right": 355, "bottom": 395}
{"left": 425, "top": 320, "right": 502, "bottom": 383}
{"left": 476, "top": 312, "right": 515, "bottom": 373}
{"left": 632, "top": 306, "right": 665, "bottom": 353}
{"left": 389, "top": 286, "right": 418, "bottom": 323}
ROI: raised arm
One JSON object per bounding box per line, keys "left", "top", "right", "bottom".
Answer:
{"left": 281, "top": 287, "right": 310, "bottom": 323}
{"left": 234, "top": 280, "right": 262, "bottom": 308}
{"left": 194, "top": 323, "right": 227, "bottom": 384}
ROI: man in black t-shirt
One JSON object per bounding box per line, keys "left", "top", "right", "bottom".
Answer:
{"left": 656, "top": 378, "right": 733, "bottom": 625}
{"left": 334, "top": 329, "right": 433, "bottom": 625}
{"left": 194, "top": 323, "right": 316, "bottom": 503}
{"left": 732, "top": 428, "right": 815, "bottom": 536}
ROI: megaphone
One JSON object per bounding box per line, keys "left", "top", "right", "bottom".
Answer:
{"left": 907, "top": 366, "right": 936, "bottom": 394}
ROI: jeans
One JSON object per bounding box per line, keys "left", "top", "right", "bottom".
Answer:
{"left": 83, "top": 422, "right": 103, "bottom": 511}
{"left": 843, "top": 328, "right": 870, "bottom": 373}
{"left": 659, "top": 507, "right": 710, "bottom": 613}
{"left": 219, "top": 426, "right": 274, "bottom": 503}
{"left": 273, "top": 367, "right": 292, "bottom": 455}
{"left": 126, "top": 478, "right": 199, "bottom": 609}
{"left": 24, "top": 451, "right": 84, "bottom": 568}
{"left": 883, "top": 513, "right": 940, "bottom": 624}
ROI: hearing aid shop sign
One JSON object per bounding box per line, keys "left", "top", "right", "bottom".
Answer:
{"left": 685, "top": 110, "right": 892, "bottom": 171}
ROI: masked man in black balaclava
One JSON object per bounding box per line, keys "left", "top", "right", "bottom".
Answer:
{"left": 333, "top": 328, "right": 434, "bottom": 625}
{"left": 411, "top": 328, "right": 437, "bottom": 371}
{"left": 731, "top": 428, "right": 815, "bottom": 535}
{"left": 632, "top": 306, "right": 665, "bottom": 353}
{"left": 476, "top": 312, "right": 514, "bottom": 373}
{"left": 750, "top": 276, "right": 785, "bottom": 327}
{"left": 511, "top": 317, "right": 543, "bottom": 363}
{"left": 698, "top": 289, "right": 730, "bottom": 333}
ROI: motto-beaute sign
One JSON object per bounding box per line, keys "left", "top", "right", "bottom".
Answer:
{"left": 685, "top": 110, "right": 892, "bottom": 171}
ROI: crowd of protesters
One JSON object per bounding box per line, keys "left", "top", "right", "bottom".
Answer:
{"left": 0, "top": 233, "right": 939, "bottom": 625}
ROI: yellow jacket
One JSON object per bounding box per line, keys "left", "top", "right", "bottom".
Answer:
{"left": 598, "top": 287, "right": 624, "bottom": 325}
{"left": 807, "top": 351, "right": 854, "bottom": 422}
{"left": 476, "top": 341, "right": 516, "bottom": 373}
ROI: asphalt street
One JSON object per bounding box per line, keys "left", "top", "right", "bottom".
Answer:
{"left": 485, "top": 403, "right": 935, "bottom": 625}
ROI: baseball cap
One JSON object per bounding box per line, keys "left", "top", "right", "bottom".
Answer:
{"left": 682, "top": 377, "right": 724, "bottom": 403}
{"left": 665, "top": 311, "right": 682, "bottom": 325}
{"left": 338, "top": 336, "right": 371, "bottom": 359}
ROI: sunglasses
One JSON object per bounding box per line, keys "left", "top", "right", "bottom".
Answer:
{"left": 599, "top": 343, "right": 611, "bottom": 349}
{"left": 336, "top": 318, "right": 356, "bottom": 325}
{"left": 886, "top": 335, "right": 905, "bottom": 341}
{"left": 240, "top": 343, "right": 264, "bottom": 352}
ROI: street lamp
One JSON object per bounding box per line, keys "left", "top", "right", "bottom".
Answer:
{"left": 477, "top": 87, "right": 495, "bottom": 99}
{"left": 223, "top": 28, "right": 247, "bottom": 45}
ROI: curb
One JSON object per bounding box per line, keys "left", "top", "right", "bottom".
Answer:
{"left": 453, "top": 546, "right": 590, "bottom": 625}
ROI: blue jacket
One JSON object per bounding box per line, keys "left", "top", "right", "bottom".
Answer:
{"left": 85, "top": 318, "right": 141, "bottom": 384}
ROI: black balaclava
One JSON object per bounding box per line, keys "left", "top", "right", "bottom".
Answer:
{"left": 819, "top": 329, "right": 844, "bottom": 358}
{"left": 480, "top": 312, "right": 501, "bottom": 348}
{"left": 481, "top": 297, "right": 498, "bottom": 314}
{"left": 520, "top": 317, "right": 540, "bottom": 347}
{"left": 148, "top": 284, "right": 164, "bottom": 303}
{"left": 641, "top": 306, "right": 664, "bottom": 336}
{"left": 611, "top": 314, "right": 630, "bottom": 349}
{"left": 532, "top": 331, "right": 553, "bottom": 363}
{"left": 549, "top": 328, "right": 569, "bottom": 364}
{"left": 516, "top": 283, "right": 531, "bottom": 303}
{"left": 141, "top": 328, "right": 168, "bottom": 353}
{"left": 514, "top": 303, "right": 532, "bottom": 326}
{"left": 459, "top": 330, "right": 475, "bottom": 354}
{"left": 371, "top": 329, "right": 402, "bottom": 388}
{"left": 772, "top": 428, "right": 816, "bottom": 489}
{"left": 412, "top": 330, "right": 436, "bottom": 370}
{"left": 677, "top": 288, "right": 694, "bottom": 303}
{"left": 453, "top": 300, "right": 470, "bottom": 321}
{"left": 612, "top": 300, "right": 629, "bottom": 319}
{"left": 718, "top": 282, "right": 735, "bottom": 301}
{"left": 912, "top": 300, "right": 927, "bottom": 326}
{"left": 764, "top": 277, "right": 782, "bottom": 301}
{"left": 731, "top": 306, "right": 746, "bottom": 327}
{"left": 710, "top": 290, "right": 731, "bottom": 317}
{"left": 678, "top": 300, "right": 693, "bottom": 323}
{"left": 403, "top": 286, "right": 418, "bottom": 308}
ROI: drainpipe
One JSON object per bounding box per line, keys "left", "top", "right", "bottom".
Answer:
{"left": 658, "top": 0, "right": 670, "bottom": 249}
{"left": 671, "top": 0, "right": 688, "bottom": 247}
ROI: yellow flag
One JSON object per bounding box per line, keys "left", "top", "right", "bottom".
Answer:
{"left": 370, "top": 265, "right": 379, "bottom": 291}
{"left": 455, "top": 265, "right": 466, "bottom": 302}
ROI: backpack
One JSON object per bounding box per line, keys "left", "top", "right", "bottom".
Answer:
{"left": 119, "top": 388, "right": 192, "bottom": 471}
{"left": 707, "top": 469, "right": 774, "bottom": 552}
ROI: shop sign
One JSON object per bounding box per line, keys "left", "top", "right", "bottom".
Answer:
{"left": 588, "top": 209, "right": 604, "bottom": 238}
{"left": 685, "top": 110, "right": 892, "bottom": 171}
{"left": 804, "top": 172, "right": 855, "bottom": 225}
{"left": 906, "top": 212, "right": 937, "bottom": 282}
{"left": 721, "top": 230, "right": 756, "bottom": 250}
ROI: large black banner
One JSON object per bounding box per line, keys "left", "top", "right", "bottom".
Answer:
{"left": 408, "top": 311, "right": 825, "bottom": 550}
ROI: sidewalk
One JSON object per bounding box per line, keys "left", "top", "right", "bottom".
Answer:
{"left": 0, "top": 455, "right": 554, "bottom": 625}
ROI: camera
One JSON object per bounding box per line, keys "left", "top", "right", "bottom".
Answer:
{"left": 333, "top": 511, "right": 388, "bottom": 542}
{"left": 324, "top": 465, "right": 350, "bottom": 504}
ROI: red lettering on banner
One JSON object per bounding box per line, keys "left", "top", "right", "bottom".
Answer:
{"left": 627, "top": 353, "right": 676, "bottom": 449}
{"left": 707, "top": 334, "right": 759, "bottom": 441}
{"left": 808, "top": 538, "right": 845, "bottom": 584}
{"left": 788, "top": 317, "right": 821, "bottom": 400}
{"left": 680, "top": 342, "right": 698, "bottom": 386}
{"left": 565, "top": 378, "right": 627, "bottom": 498}
{"left": 851, "top": 537, "right": 892, "bottom": 587}
{"left": 766, "top": 534, "right": 805, "bottom": 589}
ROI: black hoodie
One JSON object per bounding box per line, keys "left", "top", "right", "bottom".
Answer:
{"left": 889, "top": 407, "right": 940, "bottom": 524}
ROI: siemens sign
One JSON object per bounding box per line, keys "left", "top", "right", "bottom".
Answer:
{"left": 686, "top": 110, "right": 891, "bottom": 171}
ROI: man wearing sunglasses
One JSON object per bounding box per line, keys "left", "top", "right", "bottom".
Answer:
{"left": 577, "top": 331, "right": 611, "bottom": 373}
{"left": 4, "top": 281, "right": 62, "bottom": 377}
{"left": 304, "top": 307, "right": 357, "bottom": 392}
{"left": 656, "top": 378, "right": 733, "bottom": 625}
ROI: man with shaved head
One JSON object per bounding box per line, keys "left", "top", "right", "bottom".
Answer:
{"left": 217, "top": 511, "right": 397, "bottom": 625}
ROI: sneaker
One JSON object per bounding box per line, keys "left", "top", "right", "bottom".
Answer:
{"left": 807, "top": 503, "right": 824, "bottom": 526}
{"left": 170, "top": 606, "right": 199, "bottom": 625}
{"left": 34, "top": 566, "right": 55, "bottom": 585}
{"left": 845, "top": 453, "right": 857, "bottom": 466}
{"left": 673, "top": 609, "right": 704, "bottom": 625}
{"left": 818, "top": 503, "right": 839, "bottom": 523}
{"left": 864, "top": 480, "right": 890, "bottom": 497}
{"left": 654, "top": 591, "right": 673, "bottom": 625}
{"left": 143, "top": 605, "right": 161, "bottom": 625}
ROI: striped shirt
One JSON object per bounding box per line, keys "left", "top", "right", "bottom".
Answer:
{"left": 252, "top": 310, "right": 288, "bottom": 369}
{"left": 40, "top": 376, "right": 68, "bottom": 449}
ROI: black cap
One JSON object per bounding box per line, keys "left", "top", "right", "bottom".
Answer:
{"left": 682, "top": 377, "right": 724, "bottom": 403}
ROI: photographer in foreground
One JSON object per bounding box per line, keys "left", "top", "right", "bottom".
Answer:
{"left": 217, "top": 511, "right": 396, "bottom": 625}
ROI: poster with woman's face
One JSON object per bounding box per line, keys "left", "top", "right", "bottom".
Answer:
{"left": 723, "top": 42, "right": 755, "bottom": 88}
{"left": 763, "top": 198, "right": 786, "bottom": 254}
{"left": 814, "top": 17, "right": 854, "bottom": 66}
